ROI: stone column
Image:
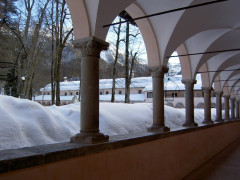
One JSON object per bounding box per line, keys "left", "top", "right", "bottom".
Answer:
{"left": 70, "top": 37, "right": 109, "bottom": 144}
{"left": 236, "top": 100, "right": 239, "bottom": 119}
{"left": 182, "top": 79, "right": 198, "bottom": 127}
{"left": 202, "top": 87, "right": 213, "bottom": 124}
{"left": 223, "top": 95, "right": 230, "bottom": 120}
{"left": 148, "top": 66, "right": 170, "bottom": 132}
{"left": 230, "top": 98, "right": 236, "bottom": 120}
{"left": 215, "top": 91, "right": 223, "bottom": 122}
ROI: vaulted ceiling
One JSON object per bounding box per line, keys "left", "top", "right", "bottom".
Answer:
{"left": 67, "top": 0, "right": 240, "bottom": 98}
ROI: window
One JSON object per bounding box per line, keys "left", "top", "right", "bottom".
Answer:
{"left": 119, "top": 91, "right": 122, "bottom": 94}
{"left": 147, "top": 92, "right": 153, "bottom": 98}
{"left": 43, "top": 93, "right": 45, "bottom": 95}
{"left": 76, "top": 92, "right": 79, "bottom": 95}
{"left": 138, "top": 90, "right": 142, "bottom": 94}
{"left": 70, "top": 92, "right": 73, "bottom": 95}
{"left": 65, "top": 92, "right": 67, "bottom": 96}
{"left": 100, "top": 92, "right": 102, "bottom": 95}
{"left": 47, "top": 92, "right": 50, "bottom": 95}
{"left": 106, "top": 91, "right": 109, "bottom": 94}
{"left": 172, "top": 93, "right": 177, "bottom": 97}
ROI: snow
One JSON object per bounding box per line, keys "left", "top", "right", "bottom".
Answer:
{"left": 0, "top": 95, "right": 217, "bottom": 150}
{"left": 34, "top": 94, "right": 145, "bottom": 102}
{"left": 35, "top": 95, "right": 75, "bottom": 101}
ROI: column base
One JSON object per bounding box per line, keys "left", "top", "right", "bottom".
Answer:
{"left": 224, "top": 118, "right": 231, "bottom": 121}
{"left": 202, "top": 119, "right": 214, "bottom": 124}
{"left": 147, "top": 124, "right": 170, "bottom": 133}
{"left": 70, "top": 132, "right": 109, "bottom": 144}
{"left": 182, "top": 121, "right": 198, "bottom": 127}
{"left": 215, "top": 119, "right": 224, "bottom": 123}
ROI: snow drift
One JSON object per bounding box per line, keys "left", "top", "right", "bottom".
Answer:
{"left": 0, "top": 95, "right": 217, "bottom": 150}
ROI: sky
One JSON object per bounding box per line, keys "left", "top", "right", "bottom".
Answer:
{"left": 102, "top": 17, "right": 180, "bottom": 65}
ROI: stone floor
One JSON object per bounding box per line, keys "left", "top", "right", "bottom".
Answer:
{"left": 183, "top": 138, "right": 240, "bottom": 180}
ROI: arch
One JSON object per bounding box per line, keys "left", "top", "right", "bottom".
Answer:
{"left": 67, "top": 0, "right": 135, "bottom": 40}
{"left": 163, "top": 0, "right": 239, "bottom": 67}
{"left": 199, "top": 63, "right": 211, "bottom": 88}
{"left": 194, "top": 28, "right": 240, "bottom": 75}
{"left": 177, "top": 44, "right": 192, "bottom": 80}
{"left": 222, "top": 74, "right": 240, "bottom": 94}
{"left": 126, "top": 3, "right": 160, "bottom": 66}
{"left": 213, "top": 75, "right": 221, "bottom": 91}
{"left": 175, "top": 102, "right": 184, "bottom": 109}
{"left": 166, "top": 102, "right": 174, "bottom": 107}
{"left": 67, "top": 0, "right": 90, "bottom": 39}
{"left": 211, "top": 103, "right": 216, "bottom": 108}
{"left": 183, "top": 28, "right": 230, "bottom": 78}
{"left": 223, "top": 72, "right": 240, "bottom": 87}
{"left": 210, "top": 56, "right": 240, "bottom": 86}
{"left": 196, "top": 102, "right": 204, "bottom": 109}
{"left": 222, "top": 86, "right": 230, "bottom": 96}
{"left": 229, "top": 80, "right": 240, "bottom": 97}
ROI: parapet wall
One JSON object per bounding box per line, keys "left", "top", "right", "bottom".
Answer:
{"left": 1, "top": 121, "right": 240, "bottom": 180}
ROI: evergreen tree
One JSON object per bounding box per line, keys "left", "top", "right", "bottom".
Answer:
{"left": 4, "top": 67, "right": 18, "bottom": 97}
{"left": 0, "top": 0, "right": 18, "bottom": 22}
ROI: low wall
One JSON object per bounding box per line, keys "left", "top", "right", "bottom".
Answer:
{"left": 1, "top": 121, "right": 240, "bottom": 180}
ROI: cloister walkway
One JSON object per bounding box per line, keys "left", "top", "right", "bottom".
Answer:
{"left": 184, "top": 138, "right": 240, "bottom": 180}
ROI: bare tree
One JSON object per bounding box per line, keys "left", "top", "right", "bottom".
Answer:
{"left": 53, "top": 0, "right": 73, "bottom": 106}
{"left": 111, "top": 17, "right": 123, "bottom": 102}
{"left": 22, "top": 0, "right": 51, "bottom": 99}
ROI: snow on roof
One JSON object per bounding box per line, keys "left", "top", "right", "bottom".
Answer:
{"left": 40, "top": 81, "right": 80, "bottom": 91}
{"left": 143, "top": 74, "right": 202, "bottom": 91}
{"left": 40, "top": 75, "right": 202, "bottom": 92}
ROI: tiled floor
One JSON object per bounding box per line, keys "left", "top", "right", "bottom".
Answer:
{"left": 183, "top": 138, "right": 240, "bottom": 180}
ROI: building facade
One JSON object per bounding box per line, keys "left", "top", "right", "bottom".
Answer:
{"left": 35, "top": 75, "right": 216, "bottom": 108}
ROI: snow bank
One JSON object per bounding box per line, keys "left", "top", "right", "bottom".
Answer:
{"left": 0, "top": 95, "right": 216, "bottom": 150}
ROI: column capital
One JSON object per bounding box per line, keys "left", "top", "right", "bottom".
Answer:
{"left": 182, "top": 79, "right": 197, "bottom": 85}
{"left": 214, "top": 91, "right": 223, "bottom": 96}
{"left": 223, "top": 95, "right": 230, "bottom": 98}
{"left": 73, "top": 36, "right": 109, "bottom": 57}
{"left": 202, "top": 87, "right": 213, "bottom": 91}
{"left": 148, "top": 65, "right": 169, "bottom": 78}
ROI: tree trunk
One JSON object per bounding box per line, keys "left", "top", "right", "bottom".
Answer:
{"left": 51, "top": 0, "right": 55, "bottom": 105}
{"left": 129, "top": 52, "right": 137, "bottom": 82}
{"left": 125, "top": 22, "right": 130, "bottom": 103}
{"left": 111, "top": 18, "right": 122, "bottom": 103}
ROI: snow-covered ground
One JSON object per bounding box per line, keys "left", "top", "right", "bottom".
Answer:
{"left": 0, "top": 95, "right": 217, "bottom": 150}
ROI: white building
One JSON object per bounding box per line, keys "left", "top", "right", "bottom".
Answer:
{"left": 35, "top": 75, "right": 216, "bottom": 108}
